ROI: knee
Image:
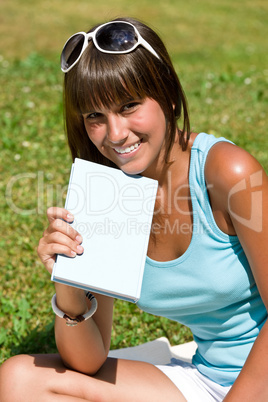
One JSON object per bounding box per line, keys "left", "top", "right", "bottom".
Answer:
{"left": 0, "top": 354, "right": 33, "bottom": 380}
{"left": 0, "top": 354, "right": 34, "bottom": 401}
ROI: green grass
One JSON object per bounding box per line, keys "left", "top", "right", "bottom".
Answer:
{"left": 0, "top": 0, "right": 267, "bottom": 364}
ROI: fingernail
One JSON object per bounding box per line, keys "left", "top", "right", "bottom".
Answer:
{"left": 76, "top": 235, "right": 83, "bottom": 244}
{"left": 77, "top": 245, "right": 84, "bottom": 254}
{"left": 67, "top": 214, "right": 74, "bottom": 221}
{"left": 71, "top": 251, "right": 77, "bottom": 257}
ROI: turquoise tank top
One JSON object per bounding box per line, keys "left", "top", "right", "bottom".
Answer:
{"left": 137, "top": 133, "right": 267, "bottom": 386}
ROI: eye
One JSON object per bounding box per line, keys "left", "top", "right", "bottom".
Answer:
{"left": 121, "top": 101, "right": 140, "bottom": 113}
{"left": 84, "top": 112, "right": 102, "bottom": 120}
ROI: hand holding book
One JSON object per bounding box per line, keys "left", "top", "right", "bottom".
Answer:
{"left": 52, "top": 158, "right": 158, "bottom": 303}
{"left": 37, "top": 206, "right": 84, "bottom": 274}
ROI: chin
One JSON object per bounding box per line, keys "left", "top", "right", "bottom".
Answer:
{"left": 120, "top": 167, "right": 143, "bottom": 176}
{"left": 117, "top": 163, "right": 146, "bottom": 176}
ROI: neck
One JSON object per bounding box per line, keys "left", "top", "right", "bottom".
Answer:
{"left": 144, "top": 140, "right": 190, "bottom": 188}
{"left": 142, "top": 135, "right": 192, "bottom": 222}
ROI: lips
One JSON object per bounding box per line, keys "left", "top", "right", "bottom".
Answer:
{"left": 114, "top": 140, "right": 141, "bottom": 155}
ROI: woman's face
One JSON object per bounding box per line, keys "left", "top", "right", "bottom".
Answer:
{"left": 82, "top": 97, "right": 167, "bottom": 177}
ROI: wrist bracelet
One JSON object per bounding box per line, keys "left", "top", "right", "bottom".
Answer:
{"left": 51, "top": 292, "right": 98, "bottom": 327}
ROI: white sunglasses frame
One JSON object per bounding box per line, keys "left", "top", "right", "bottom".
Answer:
{"left": 61, "top": 20, "right": 160, "bottom": 73}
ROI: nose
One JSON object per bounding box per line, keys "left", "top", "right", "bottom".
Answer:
{"left": 106, "top": 113, "right": 129, "bottom": 144}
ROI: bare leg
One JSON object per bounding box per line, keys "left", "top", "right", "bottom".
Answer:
{"left": 0, "top": 353, "right": 186, "bottom": 402}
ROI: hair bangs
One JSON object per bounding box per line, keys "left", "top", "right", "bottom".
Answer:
{"left": 74, "top": 48, "right": 148, "bottom": 115}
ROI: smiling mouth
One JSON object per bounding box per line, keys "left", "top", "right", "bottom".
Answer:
{"left": 114, "top": 140, "right": 141, "bottom": 155}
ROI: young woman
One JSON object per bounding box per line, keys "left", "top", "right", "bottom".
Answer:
{"left": 0, "top": 17, "right": 267, "bottom": 402}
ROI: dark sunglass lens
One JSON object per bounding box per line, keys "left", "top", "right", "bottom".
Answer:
{"left": 61, "top": 34, "right": 85, "bottom": 70}
{"left": 96, "top": 22, "right": 136, "bottom": 52}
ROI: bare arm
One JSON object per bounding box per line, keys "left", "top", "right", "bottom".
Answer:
{"left": 54, "top": 284, "right": 114, "bottom": 375}
{"left": 37, "top": 207, "right": 114, "bottom": 375}
{"left": 205, "top": 142, "right": 268, "bottom": 401}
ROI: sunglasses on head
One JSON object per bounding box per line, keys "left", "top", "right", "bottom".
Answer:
{"left": 61, "top": 20, "right": 160, "bottom": 73}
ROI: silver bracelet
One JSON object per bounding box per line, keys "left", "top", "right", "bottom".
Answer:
{"left": 51, "top": 292, "right": 98, "bottom": 327}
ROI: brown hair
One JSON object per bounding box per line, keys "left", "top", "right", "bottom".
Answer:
{"left": 63, "top": 17, "right": 190, "bottom": 167}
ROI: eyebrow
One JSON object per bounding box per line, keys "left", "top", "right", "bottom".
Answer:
{"left": 81, "top": 96, "right": 143, "bottom": 114}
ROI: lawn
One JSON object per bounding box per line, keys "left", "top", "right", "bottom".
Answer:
{"left": 0, "top": 0, "right": 267, "bottom": 364}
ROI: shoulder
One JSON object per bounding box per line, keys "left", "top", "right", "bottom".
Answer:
{"left": 204, "top": 140, "right": 264, "bottom": 193}
{"left": 204, "top": 141, "right": 267, "bottom": 235}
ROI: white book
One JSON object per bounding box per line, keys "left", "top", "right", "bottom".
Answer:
{"left": 51, "top": 158, "right": 158, "bottom": 303}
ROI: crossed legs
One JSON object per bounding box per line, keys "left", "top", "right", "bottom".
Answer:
{"left": 0, "top": 353, "right": 186, "bottom": 402}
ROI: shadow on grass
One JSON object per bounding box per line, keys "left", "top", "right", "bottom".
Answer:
{"left": 3, "top": 320, "right": 57, "bottom": 360}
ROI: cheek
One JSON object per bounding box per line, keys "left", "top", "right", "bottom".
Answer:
{"left": 147, "top": 105, "right": 166, "bottom": 132}
{"left": 134, "top": 110, "right": 166, "bottom": 136}
{"left": 84, "top": 125, "right": 104, "bottom": 146}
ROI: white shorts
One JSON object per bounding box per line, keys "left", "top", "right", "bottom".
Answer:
{"left": 156, "top": 358, "right": 231, "bottom": 402}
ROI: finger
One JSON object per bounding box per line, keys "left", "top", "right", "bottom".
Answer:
{"left": 43, "top": 242, "right": 79, "bottom": 259}
{"left": 46, "top": 206, "right": 74, "bottom": 224}
{"left": 42, "top": 232, "right": 84, "bottom": 255}
{"left": 45, "top": 219, "right": 83, "bottom": 244}
{"left": 37, "top": 243, "right": 76, "bottom": 274}
{"left": 37, "top": 236, "right": 84, "bottom": 273}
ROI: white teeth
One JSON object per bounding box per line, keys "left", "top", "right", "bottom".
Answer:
{"left": 115, "top": 141, "right": 140, "bottom": 154}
